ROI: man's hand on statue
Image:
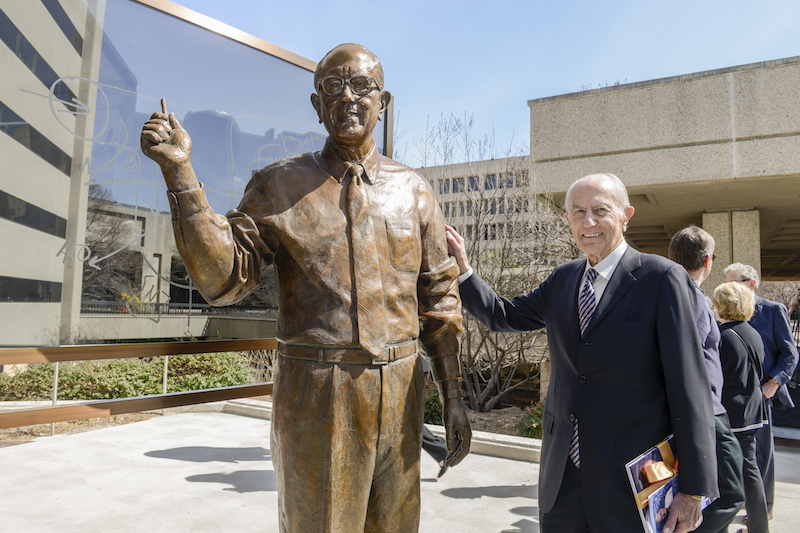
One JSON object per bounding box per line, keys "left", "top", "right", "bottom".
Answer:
{"left": 443, "top": 398, "right": 471, "bottom": 467}
{"left": 140, "top": 99, "right": 198, "bottom": 192}
{"left": 444, "top": 224, "right": 471, "bottom": 275}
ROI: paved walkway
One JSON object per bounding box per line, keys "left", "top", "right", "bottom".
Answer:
{"left": 1, "top": 406, "right": 798, "bottom": 532}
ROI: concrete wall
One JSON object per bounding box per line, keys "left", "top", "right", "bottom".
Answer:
{"left": 79, "top": 315, "right": 277, "bottom": 342}
{"left": 529, "top": 56, "right": 800, "bottom": 193}
{"left": 529, "top": 56, "right": 800, "bottom": 278}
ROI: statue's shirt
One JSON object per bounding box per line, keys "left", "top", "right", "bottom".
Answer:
{"left": 167, "top": 139, "right": 462, "bottom": 360}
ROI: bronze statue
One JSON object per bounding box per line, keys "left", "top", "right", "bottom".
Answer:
{"left": 141, "top": 43, "right": 470, "bottom": 532}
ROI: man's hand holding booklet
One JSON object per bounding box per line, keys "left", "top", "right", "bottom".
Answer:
{"left": 625, "top": 434, "right": 714, "bottom": 533}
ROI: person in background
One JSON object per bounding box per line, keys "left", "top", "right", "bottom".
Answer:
{"left": 724, "top": 263, "right": 799, "bottom": 524}
{"left": 668, "top": 226, "right": 744, "bottom": 533}
{"left": 712, "top": 281, "right": 769, "bottom": 533}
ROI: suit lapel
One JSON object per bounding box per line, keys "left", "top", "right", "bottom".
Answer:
{"left": 584, "top": 246, "right": 641, "bottom": 336}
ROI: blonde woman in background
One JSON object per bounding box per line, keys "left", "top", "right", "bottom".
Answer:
{"left": 712, "top": 282, "right": 768, "bottom": 533}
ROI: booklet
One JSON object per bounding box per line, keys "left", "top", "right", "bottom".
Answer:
{"left": 624, "top": 434, "right": 713, "bottom": 533}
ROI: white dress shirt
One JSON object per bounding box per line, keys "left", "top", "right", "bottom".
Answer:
{"left": 579, "top": 240, "right": 628, "bottom": 305}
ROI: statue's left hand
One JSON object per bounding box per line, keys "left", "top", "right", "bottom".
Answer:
{"left": 443, "top": 398, "right": 471, "bottom": 466}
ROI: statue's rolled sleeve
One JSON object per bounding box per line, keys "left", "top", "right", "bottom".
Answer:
{"left": 418, "top": 256, "right": 464, "bottom": 396}
{"left": 167, "top": 183, "right": 273, "bottom": 306}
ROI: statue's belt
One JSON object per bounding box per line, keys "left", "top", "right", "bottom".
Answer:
{"left": 278, "top": 340, "right": 417, "bottom": 365}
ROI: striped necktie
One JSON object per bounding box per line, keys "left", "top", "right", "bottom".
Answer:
{"left": 578, "top": 268, "right": 598, "bottom": 336}
{"left": 570, "top": 267, "right": 598, "bottom": 468}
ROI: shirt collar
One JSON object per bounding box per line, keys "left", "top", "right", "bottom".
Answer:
{"left": 317, "top": 139, "right": 381, "bottom": 184}
{"left": 584, "top": 240, "right": 628, "bottom": 281}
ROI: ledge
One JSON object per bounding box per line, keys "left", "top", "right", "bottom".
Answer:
{"left": 1, "top": 399, "right": 542, "bottom": 463}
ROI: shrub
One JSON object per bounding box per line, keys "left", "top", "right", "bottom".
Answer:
{"left": 423, "top": 386, "right": 443, "bottom": 425}
{"left": 517, "top": 400, "right": 545, "bottom": 439}
{"left": 0, "top": 352, "right": 253, "bottom": 401}
{"left": 167, "top": 352, "right": 253, "bottom": 391}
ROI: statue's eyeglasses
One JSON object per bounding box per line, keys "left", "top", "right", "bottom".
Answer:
{"left": 318, "top": 76, "right": 381, "bottom": 97}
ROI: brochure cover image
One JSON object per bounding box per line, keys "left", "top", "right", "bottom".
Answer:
{"left": 625, "top": 434, "right": 712, "bottom": 533}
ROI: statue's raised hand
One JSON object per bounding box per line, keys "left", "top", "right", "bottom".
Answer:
{"left": 141, "top": 99, "right": 197, "bottom": 191}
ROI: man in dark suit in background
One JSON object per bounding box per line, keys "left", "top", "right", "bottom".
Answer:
{"left": 446, "top": 173, "right": 718, "bottom": 533}
{"left": 724, "top": 262, "right": 799, "bottom": 522}
{"left": 669, "top": 226, "right": 744, "bottom": 533}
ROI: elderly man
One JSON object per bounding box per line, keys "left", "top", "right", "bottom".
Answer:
{"left": 668, "top": 226, "right": 744, "bottom": 533}
{"left": 724, "top": 262, "right": 799, "bottom": 523}
{"left": 141, "top": 43, "right": 470, "bottom": 533}
{"left": 446, "top": 173, "right": 717, "bottom": 533}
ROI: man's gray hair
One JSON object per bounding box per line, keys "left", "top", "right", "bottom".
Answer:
{"left": 724, "top": 262, "right": 760, "bottom": 288}
{"left": 564, "top": 173, "right": 631, "bottom": 214}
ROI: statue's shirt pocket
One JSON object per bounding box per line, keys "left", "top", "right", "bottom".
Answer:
{"left": 385, "top": 220, "right": 421, "bottom": 272}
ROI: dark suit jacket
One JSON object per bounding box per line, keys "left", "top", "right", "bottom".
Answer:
{"left": 459, "top": 245, "right": 717, "bottom": 528}
{"left": 749, "top": 296, "right": 799, "bottom": 408}
{"left": 718, "top": 320, "right": 766, "bottom": 431}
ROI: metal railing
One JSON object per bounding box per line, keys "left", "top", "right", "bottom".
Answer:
{"left": 80, "top": 300, "right": 279, "bottom": 318}
{"left": 0, "top": 338, "right": 276, "bottom": 430}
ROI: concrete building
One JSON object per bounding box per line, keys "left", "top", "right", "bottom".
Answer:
{"left": 529, "top": 56, "right": 800, "bottom": 290}
{"left": 1, "top": 0, "right": 103, "bottom": 345}
{"left": 0, "top": 0, "right": 326, "bottom": 347}
{"left": 419, "top": 156, "right": 531, "bottom": 244}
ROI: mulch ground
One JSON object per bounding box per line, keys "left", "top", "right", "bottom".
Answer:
{"left": 0, "top": 412, "right": 161, "bottom": 447}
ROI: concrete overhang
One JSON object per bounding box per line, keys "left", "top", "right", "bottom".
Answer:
{"left": 529, "top": 56, "right": 800, "bottom": 280}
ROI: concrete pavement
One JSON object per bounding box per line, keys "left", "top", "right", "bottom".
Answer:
{"left": 0, "top": 402, "right": 798, "bottom": 532}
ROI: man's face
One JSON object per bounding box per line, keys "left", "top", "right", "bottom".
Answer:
{"left": 311, "top": 47, "right": 389, "bottom": 149}
{"left": 724, "top": 271, "right": 757, "bottom": 293}
{"left": 564, "top": 177, "right": 634, "bottom": 266}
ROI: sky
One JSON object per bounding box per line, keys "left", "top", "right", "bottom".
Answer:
{"left": 170, "top": 0, "right": 800, "bottom": 167}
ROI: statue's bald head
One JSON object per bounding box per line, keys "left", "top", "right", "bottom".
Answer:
{"left": 314, "top": 43, "right": 384, "bottom": 90}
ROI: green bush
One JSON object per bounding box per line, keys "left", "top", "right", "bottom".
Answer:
{"left": 517, "top": 400, "right": 545, "bottom": 439}
{"left": 423, "top": 386, "right": 443, "bottom": 425}
{"left": 0, "top": 352, "right": 253, "bottom": 401}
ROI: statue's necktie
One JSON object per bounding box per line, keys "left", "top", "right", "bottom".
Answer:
{"left": 570, "top": 268, "right": 598, "bottom": 468}
{"left": 346, "top": 163, "right": 388, "bottom": 356}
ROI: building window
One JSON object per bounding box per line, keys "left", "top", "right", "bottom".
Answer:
{"left": 453, "top": 177, "right": 465, "bottom": 193}
{"left": 0, "top": 189, "right": 68, "bottom": 238}
{"left": 504, "top": 173, "right": 515, "bottom": 189}
{"left": 0, "top": 275, "right": 62, "bottom": 302}
{"left": 0, "top": 11, "right": 76, "bottom": 109}
{"left": 468, "top": 176, "right": 479, "bottom": 191}
{"left": 0, "top": 100, "right": 72, "bottom": 176}
{"left": 41, "top": 0, "right": 84, "bottom": 55}
{"left": 439, "top": 179, "right": 451, "bottom": 195}
{"left": 485, "top": 174, "right": 497, "bottom": 190}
